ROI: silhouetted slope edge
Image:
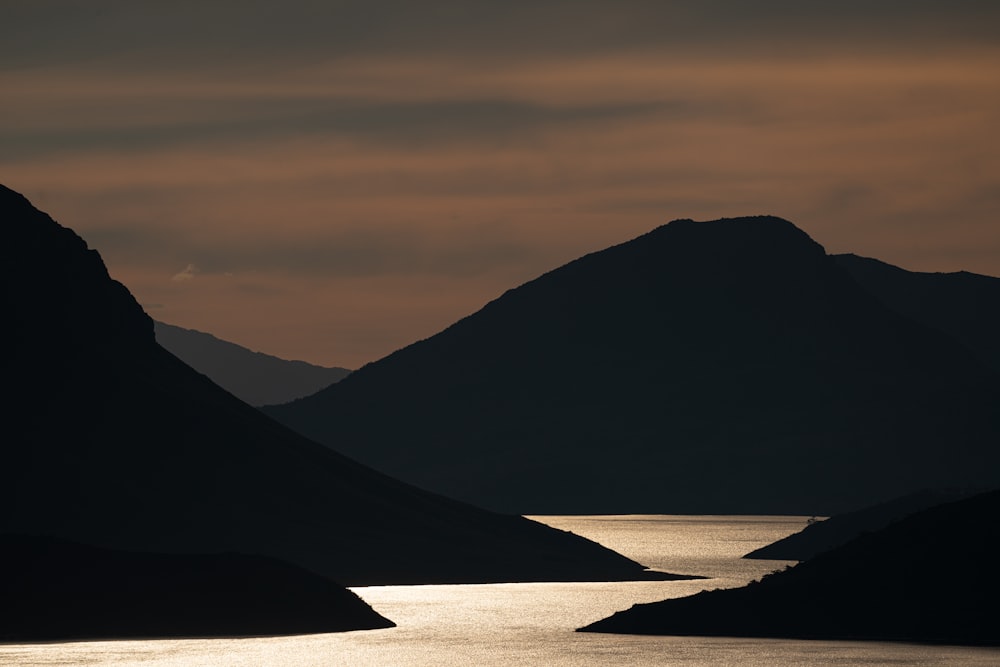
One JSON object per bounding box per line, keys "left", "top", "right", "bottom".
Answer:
{"left": 835, "top": 253, "right": 1000, "bottom": 373}
{"left": 153, "top": 320, "right": 350, "bottom": 406}
{"left": 579, "top": 489, "right": 1000, "bottom": 646}
{"left": 744, "top": 488, "right": 974, "bottom": 561}
{"left": 0, "top": 534, "right": 393, "bottom": 641}
{"left": 0, "top": 183, "right": 670, "bottom": 594}
{"left": 267, "top": 216, "right": 1000, "bottom": 515}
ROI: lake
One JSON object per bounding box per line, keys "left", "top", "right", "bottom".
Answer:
{"left": 3, "top": 515, "right": 997, "bottom": 666}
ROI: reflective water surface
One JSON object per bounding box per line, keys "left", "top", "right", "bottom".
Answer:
{"left": 4, "top": 515, "right": 997, "bottom": 666}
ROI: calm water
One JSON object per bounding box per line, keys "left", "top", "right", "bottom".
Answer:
{"left": 3, "top": 515, "right": 997, "bottom": 666}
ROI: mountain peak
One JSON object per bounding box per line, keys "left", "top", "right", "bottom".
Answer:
{"left": 501, "top": 214, "right": 832, "bottom": 327}
{"left": 3, "top": 183, "right": 153, "bottom": 356}
{"left": 268, "top": 214, "right": 1000, "bottom": 515}
{"left": 643, "top": 214, "right": 825, "bottom": 257}
{"left": 663, "top": 213, "right": 798, "bottom": 228}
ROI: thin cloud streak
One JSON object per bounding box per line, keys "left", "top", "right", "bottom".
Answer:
{"left": 6, "top": 2, "right": 1000, "bottom": 71}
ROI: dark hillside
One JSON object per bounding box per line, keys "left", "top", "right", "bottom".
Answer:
{"left": 0, "top": 535, "right": 394, "bottom": 641}
{"left": 268, "top": 217, "right": 1000, "bottom": 515}
{"left": 743, "top": 488, "right": 973, "bottom": 561}
{"left": 835, "top": 253, "right": 1000, "bottom": 373}
{"left": 580, "top": 489, "right": 1000, "bottom": 646}
{"left": 0, "top": 183, "right": 667, "bottom": 592}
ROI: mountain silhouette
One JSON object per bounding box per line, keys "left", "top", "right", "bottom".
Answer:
{"left": 153, "top": 320, "right": 351, "bottom": 406}
{"left": 578, "top": 488, "right": 1000, "bottom": 645}
{"left": 0, "top": 534, "right": 393, "bottom": 641}
{"left": 835, "top": 253, "right": 1000, "bottom": 373}
{"left": 743, "top": 488, "right": 973, "bottom": 561}
{"left": 266, "top": 216, "right": 1000, "bottom": 515}
{"left": 0, "top": 183, "right": 671, "bottom": 593}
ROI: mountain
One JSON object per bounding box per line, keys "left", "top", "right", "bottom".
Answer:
{"left": 0, "top": 183, "right": 670, "bottom": 591}
{"left": 0, "top": 534, "right": 393, "bottom": 641}
{"left": 578, "top": 488, "right": 1000, "bottom": 646}
{"left": 266, "top": 216, "right": 1000, "bottom": 515}
{"left": 834, "top": 253, "right": 1000, "bottom": 373}
{"left": 743, "top": 488, "right": 973, "bottom": 561}
{"left": 153, "top": 320, "right": 350, "bottom": 406}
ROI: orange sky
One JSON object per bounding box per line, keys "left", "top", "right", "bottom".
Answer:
{"left": 4, "top": 3, "right": 999, "bottom": 367}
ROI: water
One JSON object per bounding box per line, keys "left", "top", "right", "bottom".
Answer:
{"left": 3, "top": 515, "right": 997, "bottom": 666}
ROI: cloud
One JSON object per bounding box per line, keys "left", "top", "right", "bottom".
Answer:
{"left": 5, "top": 1, "right": 1000, "bottom": 74}
{"left": 9, "top": 48, "right": 999, "bottom": 289}
{"left": 171, "top": 263, "right": 199, "bottom": 282}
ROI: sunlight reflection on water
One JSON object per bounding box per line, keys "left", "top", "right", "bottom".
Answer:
{"left": 3, "top": 515, "right": 998, "bottom": 666}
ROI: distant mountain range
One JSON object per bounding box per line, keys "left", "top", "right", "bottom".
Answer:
{"left": 579, "top": 488, "right": 1000, "bottom": 645}
{"left": 266, "top": 216, "right": 1000, "bottom": 515}
{"left": 0, "top": 184, "right": 671, "bottom": 638}
{"left": 153, "top": 320, "right": 351, "bottom": 406}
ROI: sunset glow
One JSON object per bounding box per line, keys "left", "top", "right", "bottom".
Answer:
{"left": 4, "top": 2, "right": 998, "bottom": 367}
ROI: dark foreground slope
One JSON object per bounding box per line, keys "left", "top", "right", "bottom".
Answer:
{"left": 267, "top": 217, "right": 1000, "bottom": 515}
{"left": 835, "top": 253, "right": 1000, "bottom": 373}
{"left": 0, "top": 535, "right": 393, "bottom": 641}
{"left": 154, "top": 321, "right": 350, "bottom": 406}
{"left": 744, "top": 488, "right": 972, "bottom": 561}
{"left": 0, "top": 184, "right": 664, "bottom": 589}
{"left": 579, "top": 489, "right": 1000, "bottom": 646}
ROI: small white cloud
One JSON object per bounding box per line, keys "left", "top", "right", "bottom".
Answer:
{"left": 171, "top": 263, "right": 199, "bottom": 282}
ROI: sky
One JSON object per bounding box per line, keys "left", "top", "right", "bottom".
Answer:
{"left": 4, "top": 2, "right": 999, "bottom": 368}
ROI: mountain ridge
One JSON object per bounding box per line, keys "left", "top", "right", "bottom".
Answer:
{"left": 154, "top": 320, "right": 351, "bottom": 406}
{"left": 267, "top": 215, "right": 1000, "bottom": 515}
{"left": 0, "top": 183, "right": 670, "bottom": 588}
{"left": 834, "top": 252, "right": 1000, "bottom": 373}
